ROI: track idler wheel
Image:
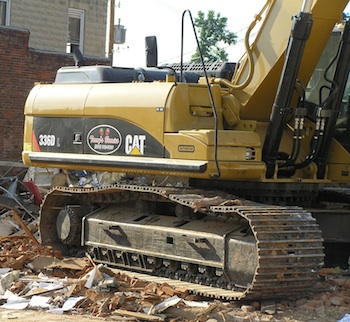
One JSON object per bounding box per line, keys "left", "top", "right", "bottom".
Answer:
{"left": 56, "top": 205, "right": 84, "bottom": 245}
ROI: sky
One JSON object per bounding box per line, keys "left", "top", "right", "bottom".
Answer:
{"left": 111, "top": 0, "right": 350, "bottom": 68}
{"left": 111, "top": 0, "right": 266, "bottom": 67}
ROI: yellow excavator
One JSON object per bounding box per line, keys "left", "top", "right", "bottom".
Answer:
{"left": 22, "top": 0, "right": 350, "bottom": 300}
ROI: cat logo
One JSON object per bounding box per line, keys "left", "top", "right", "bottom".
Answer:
{"left": 125, "top": 134, "right": 146, "bottom": 155}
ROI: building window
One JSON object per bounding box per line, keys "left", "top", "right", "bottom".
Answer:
{"left": 67, "top": 8, "right": 84, "bottom": 54}
{"left": 0, "top": 0, "right": 10, "bottom": 26}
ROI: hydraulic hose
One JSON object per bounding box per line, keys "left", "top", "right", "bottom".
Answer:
{"left": 213, "top": 0, "right": 273, "bottom": 91}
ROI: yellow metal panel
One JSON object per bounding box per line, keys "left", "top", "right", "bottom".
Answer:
{"left": 22, "top": 116, "right": 33, "bottom": 160}
{"left": 30, "top": 84, "right": 93, "bottom": 117}
{"left": 24, "top": 85, "right": 41, "bottom": 116}
{"left": 28, "top": 84, "right": 94, "bottom": 116}
{"left": 84, "top": 82, "right": 174, "bottom": 144}
{"left": 327, "top": 164, "right": 350, "bottom": 181}
{"left": 325, "top": 140, "right": 350, "bottom": 181}
{"left": 164, "top": 131, "right": 262, "bottom": 161}
{"left": 84, "top": 82, "right": 174, "bottom": 112}
{"left": 177, "top": 130, "right": 262, "bottom": 147}
{"left": 164, "top": 84, "right": 222, "bottom": 132}
{"left": 234, "top": 0, "right": 303, "bottom": 121}
{"left": 213, "top": 162, "right": 266, "bottom": 180}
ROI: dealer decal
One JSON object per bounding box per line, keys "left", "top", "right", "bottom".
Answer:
{"left": 87, "top": 125, "right": 122, "bottom": 155}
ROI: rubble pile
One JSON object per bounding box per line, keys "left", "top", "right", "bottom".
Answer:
{"left": 0, "top": 236, "right": 349, "bottom": 321}
{"left": 0, "top": 209, "right": 39, "bottom": 238}
{"left": 0, "top": 236, "right": 57, "bottom": 264}
{"left": 0, "top": 165, "right": 349, "bottom": 321}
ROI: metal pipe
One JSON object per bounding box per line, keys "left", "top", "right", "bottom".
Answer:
{"left": 316, "top": 20, "right": 350, "bottom": 178}
{"left": 108, "top": 0, "right": 115, "bottom": 64}
{"left": 181, "top": 10, "right": 221, "bottom": 178}
{"left": 262, "top": 4, "right": 313, "bottom": 178}
{"left": 301, "top": 0, "right": 313, "bottom": 13}
{"left": 214, "top": 0, "right": 273, "bottom": 91}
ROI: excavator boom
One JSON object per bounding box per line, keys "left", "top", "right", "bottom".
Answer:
{"left": 232, "top": 0, "right": 348, "bottom": 121}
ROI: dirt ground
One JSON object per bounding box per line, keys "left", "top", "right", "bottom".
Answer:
{"left": 0, "top": 293, "right": 349, "bottom": 322}
{"left": 0, "top": 197, "right": 349, "bottom": 321}
{"left": 0, "top": 237, "right": 349, "bottom": 322}
{"left": 0, "top": 261, "right": 349, "bottom": 322}
{"left": 0, "top": 310, "right": 105, "bottom": 321}
{"left": 0, "top": 308, "right": 344, "bottom": 322}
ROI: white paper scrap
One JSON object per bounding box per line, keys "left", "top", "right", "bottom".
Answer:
{"left": 144, "top": 295, "right": 181, "bottom": 314}
{"left": 0, "top": 292, "right": 29, "bottom": 310}
{"left": 29, "top": 295, "right": 52, "bottom": 308}
{"left": 84, "top": 266, "right": 97, "bottom": 288}
{"left": 48, "top": 296, "right": 85, "bottom": 315}
{"left": 62, "top": 296, "right": 85, "bottom": 310}
{"left": 183, "top": 299, "right": 211, "bottom": 308}
{"left": 0, "top": 301, "right": 29, "bottom": 310}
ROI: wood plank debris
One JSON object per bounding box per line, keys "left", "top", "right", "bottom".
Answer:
{"left": 113, "top": 309, "right": 165, "bottom": 321}
{"left": 0, "top": 165, "right": 350, "bottom": 321}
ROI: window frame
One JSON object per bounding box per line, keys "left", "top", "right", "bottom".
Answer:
{"left": 66, "top": 8, "right": 85, "bottom": 54}
{"left": 0, "top": 0, "right": 11, "bottom": 26}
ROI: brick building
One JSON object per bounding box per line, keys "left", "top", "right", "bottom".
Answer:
{"left": 0, "top": 1, "right": 110, "bottom": 159}
{"left": 0, "top": 0, "right": 108, "bottom": 56}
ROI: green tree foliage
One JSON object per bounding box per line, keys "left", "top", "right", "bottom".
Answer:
{"left": 191, "top": 10, "right": 237, "bottom": 63}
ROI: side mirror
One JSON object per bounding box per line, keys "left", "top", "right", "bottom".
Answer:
{"left": 145, "top": 36, "right": 158, "bottom": 67}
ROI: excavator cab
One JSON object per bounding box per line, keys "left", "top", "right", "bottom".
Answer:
{"left": 306, "top": 25, "right": 350, "bottom": 149}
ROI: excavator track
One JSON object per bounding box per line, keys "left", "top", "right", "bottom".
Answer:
{"left": 40, "top": 184, "right": 324, "bottom": 300}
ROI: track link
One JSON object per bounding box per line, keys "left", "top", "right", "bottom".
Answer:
{"left": 40, "top": 184, "right": 324, "bottom": 300}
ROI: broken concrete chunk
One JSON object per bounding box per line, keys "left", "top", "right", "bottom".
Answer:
{"left": 27, "top": 256, "right": 57, "bottom": 271}
{"left": 29, "top": 255, "right": 88, "bottom": 271}
{"left": 0, "top": 270, "right": 20, "bottom": 295}
{"left": 261, "top": 300, "right": 277, "bottom": 315}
